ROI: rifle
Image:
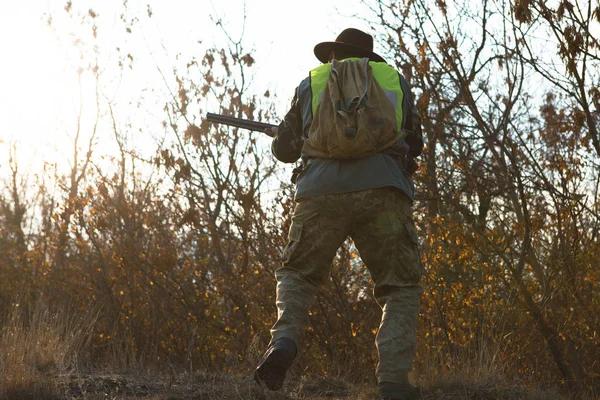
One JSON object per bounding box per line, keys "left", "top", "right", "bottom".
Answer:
{"left": 206, "top": 113, "right": 277, "bottom": 137}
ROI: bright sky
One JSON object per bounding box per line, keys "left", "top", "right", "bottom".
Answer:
{"left": 0, "top": 0, "right": 371, "bottom": 172}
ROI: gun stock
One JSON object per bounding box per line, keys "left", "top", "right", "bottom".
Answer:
{"left": 206, "top": 113, "right": 276, "bottom": 137}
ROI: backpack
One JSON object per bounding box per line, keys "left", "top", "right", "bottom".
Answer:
{"left": 302, "top": 58, "right": 406, "bottom": 159}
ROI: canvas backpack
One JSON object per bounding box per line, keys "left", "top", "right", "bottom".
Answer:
{"left": 302, "top": 58, "right": 406, "bottom": 159}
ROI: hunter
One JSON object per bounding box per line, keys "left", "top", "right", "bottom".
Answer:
{"left": 254, "top": 28, "right": 424, "bottom": 400}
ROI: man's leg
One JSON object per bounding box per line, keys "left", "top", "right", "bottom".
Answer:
{"left": 350, "top": 188, "right": 423, "bottom": 396}
{"left": 255, "top": 194, "right": 350, "bottom": 390}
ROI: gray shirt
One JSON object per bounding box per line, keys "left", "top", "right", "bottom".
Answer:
{"left": 294, "top": 153, "right": 414, "bottom": 201}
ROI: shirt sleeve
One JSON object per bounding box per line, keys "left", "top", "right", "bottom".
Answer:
{"left": 399, "top": 74, "right": 424, "bottom": 158}
{"left": 271, "top": 88, "right": 305, "bottom": 163}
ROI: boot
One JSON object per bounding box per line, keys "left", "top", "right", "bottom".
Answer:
{"left": 254, "top": 338, "right": 297, "bottom": 391}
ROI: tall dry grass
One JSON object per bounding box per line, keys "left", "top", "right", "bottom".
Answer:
{"left": 0, "top": 302, "right": 97, "bottom": 399}
{"left": 0, "top": 299, "right": 579, "bottom": 400}
{"left": 408, "top": 330, "right": 572, "bottom": 400}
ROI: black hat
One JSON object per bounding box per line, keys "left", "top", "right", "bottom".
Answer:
{"left": 314, "top": 28, "right": 386, "bottom": 64}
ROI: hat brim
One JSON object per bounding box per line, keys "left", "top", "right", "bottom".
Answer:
{"left": 314, "top": 41, "right": 386, "bottom": 64}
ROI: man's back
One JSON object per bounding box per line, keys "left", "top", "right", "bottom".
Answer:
{"left": 272, "top": 57, "right": 422, "bottom": 202}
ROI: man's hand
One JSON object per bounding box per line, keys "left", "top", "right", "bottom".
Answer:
{"left": 265, "top": 126, "right": 279, "bottom": 136}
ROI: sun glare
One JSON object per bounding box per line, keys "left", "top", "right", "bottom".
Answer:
{"left": 0, "top": 0, "right": 367, "bottom": 175}
{"left": 0, "top": 2, "right": 95, "bottom": 171}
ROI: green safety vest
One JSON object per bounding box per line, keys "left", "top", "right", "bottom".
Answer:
{"left": 308, "top": 58, "right": 406, "bottom": 132}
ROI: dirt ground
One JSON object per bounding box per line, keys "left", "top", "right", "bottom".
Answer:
{"left": 3, "top": 371, "right": 568, "bottom": 400}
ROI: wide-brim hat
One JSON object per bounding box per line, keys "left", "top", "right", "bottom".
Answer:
{"left": 314, "top": 28, "right": 386, "bottom": 64}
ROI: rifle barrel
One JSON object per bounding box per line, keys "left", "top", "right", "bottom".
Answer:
{"left": 206, "top": 113, "right": 276, "bottom": 137}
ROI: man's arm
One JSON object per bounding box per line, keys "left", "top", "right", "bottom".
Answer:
{"left": 270, "top": 89, "right": 304, "bottom": 163}
{"left": 399, "top": 74, "right": 424, "bottom": 158}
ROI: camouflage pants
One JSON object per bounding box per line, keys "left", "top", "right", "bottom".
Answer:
{"left": 270, "top": 187, "right": 423, "bottom": 384}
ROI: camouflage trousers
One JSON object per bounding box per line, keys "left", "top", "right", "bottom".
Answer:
{"left": 270, "top": 187, "right": 423, "bottom": 384}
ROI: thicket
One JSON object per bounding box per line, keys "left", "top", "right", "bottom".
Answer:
{"left": 1, "top": 0, "right": 599, "bottom": 398}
